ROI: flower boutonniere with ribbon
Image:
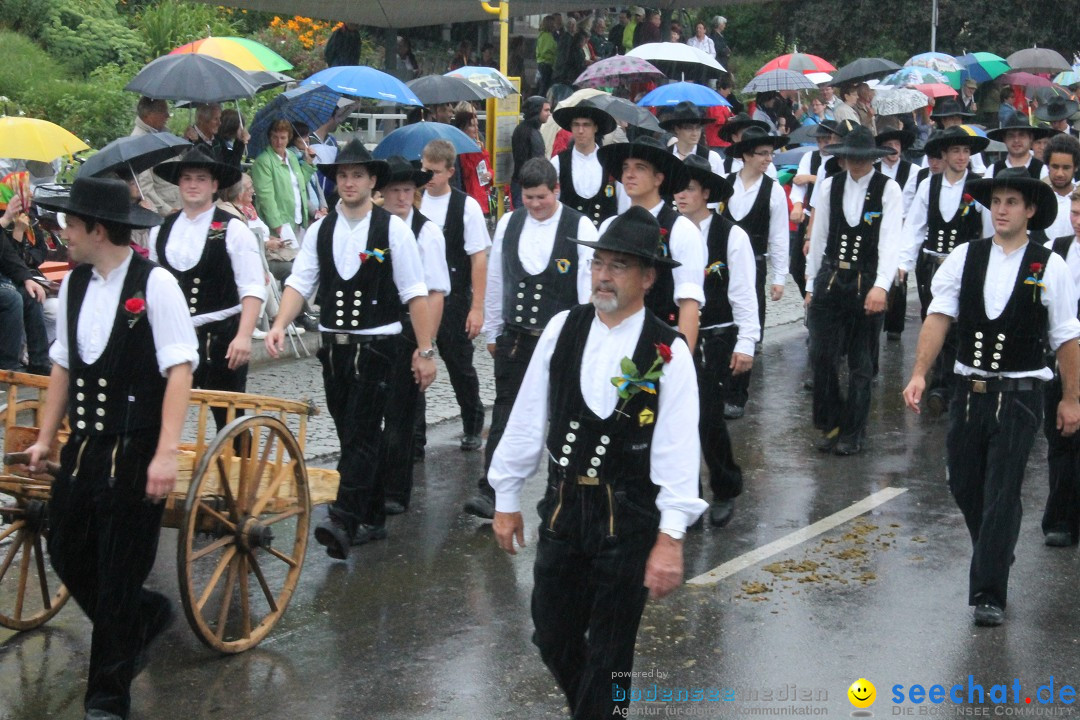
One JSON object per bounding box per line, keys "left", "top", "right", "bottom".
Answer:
{"left": 610, "top": 343, "right": 673, "bottom": 418}
{"left": 705, "top": 260, "right": 727, "bottom": 278}
{"left": 960, "top": 193, "right": 975, "bottom": 218}
{"left": 862, "top": 210, "right": 882, "bottom": 225}
{"left": 359, "top": 248, "right": 388, "bottom": 265}
{"left": 123, "top": 293, "right": 147, "bottom": 328}
{"left": 207, "top": 220, "right": 227, "bottom": 242}
{"left": 657, "top": 227, "right": 670, "bottom": 259}
{"left": 1024, "top": 261, "right": 1046, "bottom": 301}
{"left": 555, "top": 258, "right": 571, "bottom": 274}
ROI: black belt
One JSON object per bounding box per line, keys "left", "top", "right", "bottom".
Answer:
{"left": 699, "top": 325, "right": 737, "bottom": 338}
{"left": 963, "top": 376, "right": 1041, "bottom": 394}
{"left": 821, "top": 259, "right": 872, "bottom": 272}
{"left": 321, "top": 332, "right": 396, "bottom": 345}
{"left": 504, "top": 325, "right": 544, "bottom": 338}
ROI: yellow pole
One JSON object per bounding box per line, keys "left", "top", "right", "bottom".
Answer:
{"left": 480, "top": 1, "right": 510, "bottom": 218}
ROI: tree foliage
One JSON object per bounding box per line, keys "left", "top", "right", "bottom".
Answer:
{"left": 133, "top": 0, "right": 243, "bottom": 59}
{"left": 40, "top": 1, "right": 148, "bottom": 76}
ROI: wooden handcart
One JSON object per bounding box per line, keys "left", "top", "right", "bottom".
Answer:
{"left": 0, "top": 370, "right": 339, "bottom": 654}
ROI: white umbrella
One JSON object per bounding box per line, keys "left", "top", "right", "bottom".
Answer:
{"left": 626, "top": 42, "right": 726, "bottom": 80}
{"left": 872, "top": 87, "right": 929, "bottom": 115}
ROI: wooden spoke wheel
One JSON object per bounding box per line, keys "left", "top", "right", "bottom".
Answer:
{"left": 178, "top": 415, "right": 310, "bottom": 654}
{"left": 0, "top": 496, "right": 70, "bottom": 630}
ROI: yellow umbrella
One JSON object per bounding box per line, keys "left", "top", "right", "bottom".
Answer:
{"left": 0, "top": 117, "right": 90, "bottom": 163}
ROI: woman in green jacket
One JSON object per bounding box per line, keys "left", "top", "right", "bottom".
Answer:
{"left": 535, "top": 15, "right": 557, "bottom": 97}
{"left": 251, "top": 118, "right": 317, "bottom": 241}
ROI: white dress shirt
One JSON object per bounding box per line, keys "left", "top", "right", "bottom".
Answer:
{"left": 1044, "top": 189, "right": 1075, "bottom": 242}
{"left": 928, "top": 240, "right": 1080, "bottom": 379}
{"left": 877, "top": 158, "right": 919, "bottom": 214}
{"left": 983, "top": 154, "right": 1050, "bottom": 180}
{"left": 726, "top": 171, "right": 790, "bottom": 285}
{"left": 899, "top": 170, "right": 986, "bottom": 272}
{"left": 285, "top": 204, "right": 428, "bottom": 335}
{"left": 1046, "top": 236, "right": 1080, "bottom": 288}
{"left": 686, "top": 35, "right": 716, "bottom": 58}
{"left": 483, "top": 205, "right": 596, "bottom": 343}
{"left": 420, "top": 190, "right": 491, "bottom": 255}
{"left": 806, "top": 169, "right": 904, "bottom": 290}
{"left": 599, "top": 200, "right": 706, "bottom": 308}
{"left": 788, "top": 150, "right": 829, "bottom": 207}
{"left": 488, "top": 307, "right": 708, "bottom": 533}
{"left": 551, "top": 146, "right": 603, "bottom": 199}
{"left": 672, "top": 146, "right": 726, "bottom": 177}
{"left": 50, "top": 250, "right": 199, "bottom": 375}
{"left": 147, "top": 207, "right": 267, "bottom": 328}
{"left": 697, "top": 215, "right": 760, "bottom": 356}
{"left": 407, "top": 209, "right": 451, "bottom": 295}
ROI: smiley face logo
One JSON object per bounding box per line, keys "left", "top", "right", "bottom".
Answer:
{"left": 848, "top": 678, "right": 876, "bottom": 709}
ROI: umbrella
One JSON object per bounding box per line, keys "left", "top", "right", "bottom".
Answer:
{"left": 881, "top": 67, "right": 951, "bottom": 87}
{"left": 0, "top": 117, "right": 90, "bottom": 163}
{"left": 905, "top": 51, "right": 962, "bottom": 86}
{"left": 916, "top": 83, "right": 958, "bottom": 99}
{"left": 956, "top": 52, "right": 1011, "bottom": 84}
{"left": 248, "top": 70, "right": 295, "bottom": 91}
{"left": 872, "top": 87, "right": 929, "bottom": 115}
{"left": 125, "top": 54, "right": 259, "bottom": 103}
{"left": 1028, "top": 85, "right": 1071, "bottom": 103}
{"left": 170, "top": 36, "right": 293, "bottom": 72}
{"left": 626, "top": 42, "right": 726, "bottom": 80}
{"left": 1002, "top": 71, "right": 1053, "bottom": 88}
{"left": 1006, "top": 47, "right": 1071, "bottom": 74}
{"left": 373, "top": 122, "right": 478, "bottom": 160}
{"left": 806, "top": 72, "right": 833, "bottom": 86}
{"left": 773, "top": 145, "right": 814, "bottom": 168}
{"left": 637, "top": 82, "right": 731, "bottom": 108}
{"left": 302, "top": 66, "right": 422, "bottom": 106}
{"left": 742, "top": 69, "right": 817, "bottom": 93}
{"left": 407, "top": 75, "right": 491, "bottom": 105}
{"left": 78, "top": 132, "right": 191, "bottom": 179}
{"left": 248, "top": 85, "right": 353, "bottom": 157}
{"left": 784, "top": 123, "right": 821, "bottom": 146}
{"left": 444, "top": 66, "right": 518, "bottom": 99}
{"left": 1053, "top": 70, "right": 1080, "bottom": 87}
{"left": 757, "top": 53, "right": 835, "bottom": 75}
{"left": 587, "top": 94, "right": 663, "bottom": 132}
{"left": 829, "top": 58, "right": 901, "bottom": 86}
{"left": 573, "top": 55, "right": 665, "bottom": 89}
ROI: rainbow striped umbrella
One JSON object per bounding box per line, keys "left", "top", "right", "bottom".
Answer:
{"left": 171, "top": 37, "right": 293, "bottom": 73}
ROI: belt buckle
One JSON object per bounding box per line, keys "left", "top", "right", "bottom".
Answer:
{"left": 576, "top": 475, "right": 599, "bottom": 486}
{"left": 333, "top": 333, "right": 353, "bottom": 345}
{"left": 838, "top": 261, "right": 851, "bottom": 270}
{"left": 971, "top": 380, "right": 987, "bottom": 394}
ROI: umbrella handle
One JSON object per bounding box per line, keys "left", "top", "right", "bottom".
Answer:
{"left": 130, "top": 162, "right": 146, "bottom": 201}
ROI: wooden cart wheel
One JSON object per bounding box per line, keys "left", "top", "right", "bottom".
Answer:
{"left": 177, "top": 414, "right": 310, "bottom": 654}
{"left": 0, "top": 496, "right": 70, "bottom": 630}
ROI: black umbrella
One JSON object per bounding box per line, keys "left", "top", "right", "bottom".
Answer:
{"left": 248, "top": 70, "right": 295, "bottom": 92}
{"left": 588, "top": 94, "right": 663, "bottom": 132}
{"left": 828, "top": 58, "right": 901, "bottom": 86}
{"left": 785, "top": 123, "right": 820, "bottom": 146}
{"left": 124, "top": 54, "right": 259, "bottom": 103}
{"left": 407, "top": 75, "right": 491, "bottom": 105}
{"left": 78, "top": 132, "right": 191, "bottom": 179}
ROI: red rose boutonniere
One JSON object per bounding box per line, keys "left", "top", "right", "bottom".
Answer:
{"left": 1024, "top": 262, "right": 1046, "bottom": 301}
{"left": 124, "top": 293, "right": 146, "bottom": 328}
{"left": 208, "top": 220, "right": 227, "bottom": 242}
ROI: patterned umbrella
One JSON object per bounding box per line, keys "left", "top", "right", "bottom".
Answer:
{"left": 915, "top": 83, "right": 958, "bottom": 99}
{"left": 742, "top": 69, "right": 817, "bottom": 93}
{"left": 1006, "top": 47, "right": 1071, "bottom": 74}
{"left": 574, "top": 55, "right": 665, "bottom": 88}
{"left": 444, "top": 66, "right": 518, "bottom": 99}
{"left": 955, "top": 52, "right": 1011, "bottom": 85}
{"left": 881, "top": 67, "right": 950, "bottom": 87}
{"left": 170, "top": 37, "right": 293, "bottom": 73}
{"left": 906, "top": 52, "right": 961, "bottom": 73}
{"left": 637, "top": 82, "right": 731, "bottom": 108}
{"left": 871, "top": 87, "right": 929, "bottom": 115}
{"left": 757, "top": 53, "right": 835, "bottom": 75}
{"left": 248, "top": 85, "right": 352, "bottom": 157}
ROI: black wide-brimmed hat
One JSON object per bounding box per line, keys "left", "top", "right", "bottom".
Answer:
{"left": 598, "top": 135, "right": 689, "bottom": 197}
{"left": 381, "top": 155, "right": 433, "bottom": 188}
{"left": 316, "top": 138, "right": 391, "bottom": 190}
{"left": 965, "top": 166, "right": 1058, "bottom": 231}
{"left": 570, "top": 205, "right": 680, "bottom": 267}
{"left": 875, "top": 127, "right": 916, "bottom": 150}
{"left": 658, "top": 101, "right": 716, "bottom": 130}
{"left": 1035, "top": 96, "right": 1080, "bottom": 123}
{"left": 987, "top": 116, "right": 1058, "bottom": 143}
{"left": 34, "top": 177, "right": 163, "bottom": 229}
{"left": 727, "top": 125, "right": 788, "bottom": 158}
{"left": 718, "top": 112, "right": 770, "bottom": 142}
{"left": 813, "top": 119, "right": 849, "bottom": 139}
{"left": 922, "top": 125, "right": 990, "bottom": 158}
{"left": 930, "top": 97, "right": 975, "bottom": 119}
{"left": 552, "top": 99, "right": 617, "bottom": 136}
{"left": 153, "top": 147, "right": 242, "bottom": 188}
{"left": 681, "top": 154, "right": 733, "bottom": 203}
{"left": 823, "top": 125, "right": 896, "bottom": 160}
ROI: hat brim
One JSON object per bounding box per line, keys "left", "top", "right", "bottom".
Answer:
{"left": 316, "top": 159, "right": 392, "bottom": 191}
{"left": 930, "top": 108, "right": 975, "bottom": 119}
{"left": 875, "top": 129, "right": 915, "bottom": 150}
{"left": 986, "top": 125, "right": 1058, "bottom": 142}
{"left": 553, "top": 105, "right": 617, "bottom": 136}
{"left": 569, "top": 236, "right": 681, "bottom": 267}
{"left": 682, "top": 165, "right": 733, "bottom": 203}
{"left": 727, "top": 134, "right": 789, "bottom": 158}
{"left": 153, "top": 158, "right": 242, "bottom": 189}
{"left": 718, "top": 118, "right": 770, "bottom": 142}
{"left": 823, "top": 143, "right": 897, "bottom": 160}
{"left": 382, "top": 168, "right": 434, "bottom": 188}
{"left": 922, "top": 134, "right": 990, "bottom": 158}
{"left": 1035, "top": 102, "right": 1080, "bottom": 123}
{"left": 598, "top": 143, "right": 689, "bottom": 197}
{"left": 34, "top": 195, "right": 164, "bottom": 229}
{"left": 965, "top": 174, "right": 1058, "bottom": 231}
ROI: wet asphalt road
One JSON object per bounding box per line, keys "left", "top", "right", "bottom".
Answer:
{"left": 5, "top": 294, "right": 1080, "bottom": 720}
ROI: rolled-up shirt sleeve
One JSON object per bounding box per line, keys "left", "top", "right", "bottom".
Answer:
{"left": 418, "top": 221, "right": 451, "bottom": 295}
{"left": 226, "top": 219, "right": 268, "bottom": 302}
{"left": 768, "top": 181, "right": 790, "bottom": 284}
{"left": 388, "top": 214, "right": 429, "bottom": 303}
{"left": 483, "top": 213, "right": 511, "bottom": 344}
{"left": 926, "top": 243, "right": 967, "bottom": 318}
{"left": 873, "top": 178, "right": 904, "bottom": 291}
{"left": 805, "top": 176, "right": 833, "bottom": 288}
{"left": 725, "top": 225, "right": 760, "bottom": 356}
{"left": 48, "top": 276, "right": 72, "bottom": 370}
{"left": 670, "top": 216, "right": 706, "bottom": 306}
{"left": 1044, "top": 252, "right": 1080, "bottom": 350}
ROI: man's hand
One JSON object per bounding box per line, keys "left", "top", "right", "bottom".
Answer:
{"left": 146, "top": 449, "right": 178, "bottom": 502}
{"left": 264, "top": 327, "right": 286, "bottom": 358}
{"left": 25, "top": 441, "right": 51, "bottom": 474}
{"left": 183, "top": 126, "right": 199, "bottom": 143}
{"left": 412, "top": 350, "right": 436, "bottom": 390}
{"left": 1057, "top": 398, "right": 1080, "bottom": 436}
{"left": 730, "top": 352, "right": 753, "bottom": 375}
{"left": 487, "top": 342, "right": 496, "bottom": 357}
{"left": 239, "top": 127, "right": 251, "bottom": 144}
{"left": 804, "top": 291, "right": 812, "bottom": 309}
{"left": 225, "top": 334, "right": 252, "bottom": 370}
{"left": 790, "top": 206, "right": 805, "bottom": 224}
{"left": 864, "top": 286, "right": 887, "bottom": 315}
{"left": 465, "top": 308, "right": 483, "bottom": 340}
{"left": 897, "top": 269, "right": 907, "bottom": 283}
{"left": 493, "top": 510, "right": 525, "bottom": 554}
{"left": 770, "top": 284, "right": 784, "bottom": 302}
{"left": 644, "top": 533, "right": 684, "bottom": 599}
{"left": 902, "top": 374, "right": 926, "bottom": 414}
{"left": 23, "top": 279, "right": 45, "bottom": 304}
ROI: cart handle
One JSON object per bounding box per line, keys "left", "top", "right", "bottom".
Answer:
{"left": 3, "top": 452, "right": 61, "bottom": 476}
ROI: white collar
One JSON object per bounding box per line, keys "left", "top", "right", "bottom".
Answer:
{"left": 91, "top": 248, "right": 134, "bottom": 283}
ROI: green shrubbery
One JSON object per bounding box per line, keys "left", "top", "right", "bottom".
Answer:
{"left": 135, "top": 0, "right": 241, "bottom": 58}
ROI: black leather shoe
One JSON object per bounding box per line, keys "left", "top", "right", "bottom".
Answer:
{"left": 314, "top": 516, "right": 351, "bottom": 560}
{"left": 1045, "top": 531, "right": 1074, "bottom": 547}
{"left": 460, "top": 434, "right": 482, "bottom": 451}
{"left": 723, "top": 403, "right": 745, "bottom": 420}
{"left": 834, "top": 438, "right": 862, "bottom": 456}
{"left": 816, "top": 427, "right": 840, "bottom": 452}
{"left": 463, "top": 493, "right": 495, "bottom": 520}
{"left": 384, "top": 500, "right": 406, "bottom": 516}
{"left": 973, "top": 603, "right": 1005, "bottom": 627}
{"left": 925, "top": 389, "right": 947, "bottom": 418}
{"left": 351, "top": 524, "right": 388, "bottom": 546}
{"left": 709, "top": 500, "right": 735, "bottom": 528}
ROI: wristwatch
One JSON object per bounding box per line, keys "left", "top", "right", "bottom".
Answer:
{"left": 418, "top": 347, "right": 436, "bottom": 360}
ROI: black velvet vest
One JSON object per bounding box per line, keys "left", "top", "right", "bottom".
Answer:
{"left": 315, "top": 207, "right": 401, "bottom": 330}
{"left": 700, "top": 215, "right": 737, "bottom": 328}
{"left": 924, "top": 173, "right": 983, "bottom": 254}
{"left": 556, "top": 148, "right": 617, "bottom": 227}
{"left": 439, "top": 188, "right": 470, "bottom": 292}
{"left": 723, "top": 173, "right": 774, "bottom": 256}
{"left": 155, "top": 207, "right": 239, "bottom": 318}
{"left": 823, "top": 171, "right": 888, "bottom": 273}
{"left": 501, "top": 206, "right": 582, "bottom": 333}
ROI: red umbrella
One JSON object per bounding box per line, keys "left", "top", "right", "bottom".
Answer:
{"left": 1001, "top": 71, "right": 1053, "bottom": 88}
{"left": 915, "top": 83, "right": 958, "bottom": 98}
{"left": 757, "top": 52, "right": 835, "bottom": 76}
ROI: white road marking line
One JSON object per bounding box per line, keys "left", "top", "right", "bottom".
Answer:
{"left": 686, "top": 487, "right": 908, "bottom": 585}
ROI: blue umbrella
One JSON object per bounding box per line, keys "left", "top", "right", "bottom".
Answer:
{"left": 373, "top": 122, "right": 478, "bottom": 161}
{"left": 248, "top": 85, "right": 349, "bottom": 157}
{"left": 301, "top": 66, "right": 422, "bottom": 106}
{"left": 636, "top": 82, "right": 731, "bottom": 108}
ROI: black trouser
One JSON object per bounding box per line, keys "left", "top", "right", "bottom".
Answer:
{"left": 384, "top": 324, "right": 421, "bottom": 509}
{"left": 478, "top": 328, "right": 541, "bottom": 496}
{"left": 790, "top": 225, "right": 808, "bottom": 298}
{"left": 48, "top": 429, "right": 170, "bottom": 719}
{"left": 1042, "top": 374, "right": 1080, "bottom": 541}
{"left": 417, "top": 290, "right": 484, "bottom": 442}
{"left": 725, "top": 255, "right": 766, "bottom": 409}
{"left": 194, "top": 315, "right": 248, "bottom": 431}
{"left": 696, "top": 327, "right": 743, "bottom": 501}
{"left": 947, "top": 383, "right": 1043, "bottom": 608}
{"left": 883, "top": 274, "right": 907, "bottom": 335}
{"left": 807, "top": 267, "right": 882, "bottom": 443}
{"left": 319, "top": 336, "right": 404, "bottom": 534}
{"left": 532, "top": 478, "right": 657, "bottom": 719}
{"left": 915, "top": 253, "right": 958, "bottom": 399}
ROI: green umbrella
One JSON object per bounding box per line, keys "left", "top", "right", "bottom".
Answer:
{"left": 955, "top": 52, "right": 1011, "bottom": 88}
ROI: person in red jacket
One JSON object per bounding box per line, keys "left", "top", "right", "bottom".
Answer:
{"left": 451, "top": 108, "right": 494, "bottom": 216}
